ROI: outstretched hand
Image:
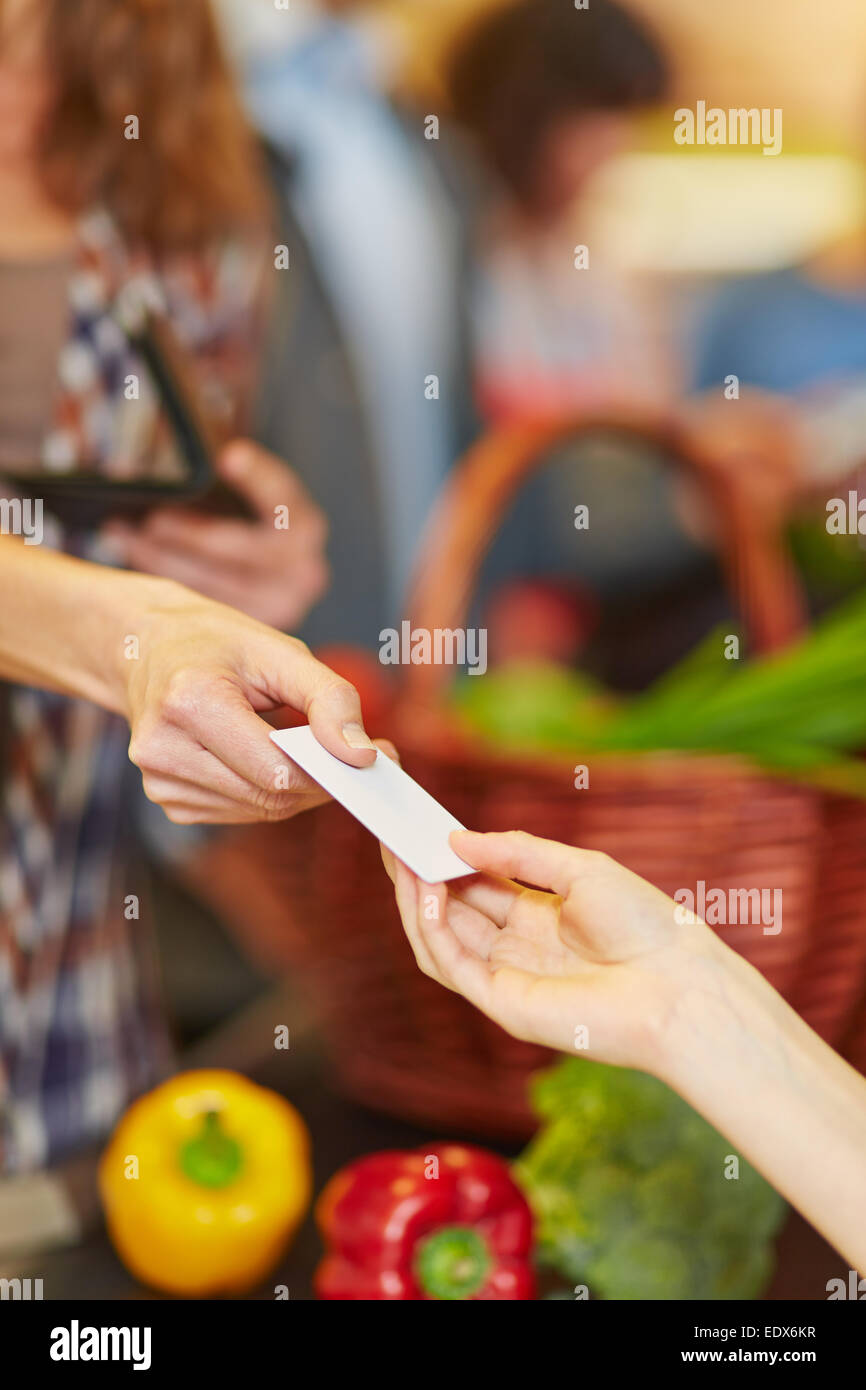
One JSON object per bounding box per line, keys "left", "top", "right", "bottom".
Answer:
{"left": 381, "top": 828, "right": 725, "bottom": 1070}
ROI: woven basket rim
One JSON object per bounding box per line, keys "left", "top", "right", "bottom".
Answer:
{"left": 389, "top": 726, "right": 828, "bottom": 798}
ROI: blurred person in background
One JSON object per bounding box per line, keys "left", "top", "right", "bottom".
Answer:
{"left": 446, "top": 0, "right": 675, "bottom": 422}
{"left": 0, "top": 0, "right": 356, "bottom": 1174}
{"left": 695, "top": 238, "right": 866, "bottom": 401}
{"left": 217, "top": 0, "right": 688, "bottom": 654}
{"left": 215, "top": 0, "right": 472, "bottom": 620}
{"left": 693, "top": 204, "right": 866, "bottom": 494}
{"left": 431, "top": 0, "right": 726, "bottom": 685}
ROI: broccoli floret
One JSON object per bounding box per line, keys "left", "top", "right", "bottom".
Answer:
{"left": 714, "top": 1244, "right": 777, "bottom": 1300}
{"left": 517, "top": 1058, "right": 786, "bottom": 1300}
{"left": 636, "top": 1157, "right": 706, "bottom": 1231}
{"left": 589, "top": 1230, "right": 694, "bottom": 1301}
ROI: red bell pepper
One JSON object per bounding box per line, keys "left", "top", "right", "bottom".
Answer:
{"left": 314, "top": 1143, "right": 535, "bottom": 1300}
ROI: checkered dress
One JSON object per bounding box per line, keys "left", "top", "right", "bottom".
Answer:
{"left": 0, "top": 210, "right": 264, "bottom": 1173}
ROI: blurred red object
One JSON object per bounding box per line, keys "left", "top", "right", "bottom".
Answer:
{"left": 314, "top": 1143, "right": 535, "bottom": 1301}
{"left": 485, "top": 577, "right": 598, "bottom": 666}
{"left": 314, "top": 644, "right": 395, "bottom": 732}
{"left": 264, "top": 644, "right": 395, "bottom": 734}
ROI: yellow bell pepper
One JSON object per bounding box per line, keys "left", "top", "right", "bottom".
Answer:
{"left": 98, "top": 1069, "right": 311, "bottom": 1297}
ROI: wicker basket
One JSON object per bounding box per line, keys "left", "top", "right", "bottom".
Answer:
{"left": 201, "top": 408, "right": 866, "bottom": 1137}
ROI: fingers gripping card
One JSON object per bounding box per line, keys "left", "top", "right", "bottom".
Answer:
{"left": 269, "top": 726, "right": 474, "bottom": 883}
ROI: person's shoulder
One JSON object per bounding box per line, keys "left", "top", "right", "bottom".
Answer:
{"left": 706, "top": 266, "right": 807, "bottom": 319}
{"left": 695, "top": 268, "right": 817, "bottom": 352}
{"left": 689, "top": 268, "right": 806, "bottom": 388}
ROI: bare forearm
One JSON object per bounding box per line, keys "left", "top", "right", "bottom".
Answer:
{"left": 660, "top": 940, "right": 866, "bottom": 1273}
{"left": 0, "top": 536, "right": 171, "bottom": 715}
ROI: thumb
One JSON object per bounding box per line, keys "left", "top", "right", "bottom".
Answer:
{"left": 219, "top": 439, "right": 310, "bottom": 521}
{"left": 374, "top": 739, "right": 400, "bottom": 764}
{"left": 258, "top": 632, "right": 377, "bottom": 767}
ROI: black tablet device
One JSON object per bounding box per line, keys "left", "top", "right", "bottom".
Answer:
{"left": 1, "top": 304, "right": 253, "bottom": 529}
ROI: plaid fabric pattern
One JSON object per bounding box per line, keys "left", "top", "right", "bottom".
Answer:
{"left": 0, "top": 210, "right": 264, "bottom": 1173}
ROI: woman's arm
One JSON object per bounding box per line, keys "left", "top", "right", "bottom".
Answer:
{"left": 661, "top": 942, "right": 866, "bottom": 1278}
{"left": 0, "top": 534, "right": 376, "bottom": 822}
{"left": 0, "top": 533, "right": 159, "bottom": 711}
{"left": 383, "top": 828, "right": 866, "bottom": 1273}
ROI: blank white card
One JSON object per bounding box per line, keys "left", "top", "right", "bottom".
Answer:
{"left": 269, "top": 725, "right": 475, "bottom": 883}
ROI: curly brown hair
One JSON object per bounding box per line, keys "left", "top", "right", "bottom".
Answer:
{"left": 35, "top": 0, "right": 268, "bottom": 255}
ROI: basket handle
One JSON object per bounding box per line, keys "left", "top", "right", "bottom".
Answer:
{"left": 401, "top": 405, "right": 806, "bottom": 704}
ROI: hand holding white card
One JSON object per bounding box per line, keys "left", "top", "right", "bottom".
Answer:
{"left": 269, "top": 725, "right": 474, "bottom": 882}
